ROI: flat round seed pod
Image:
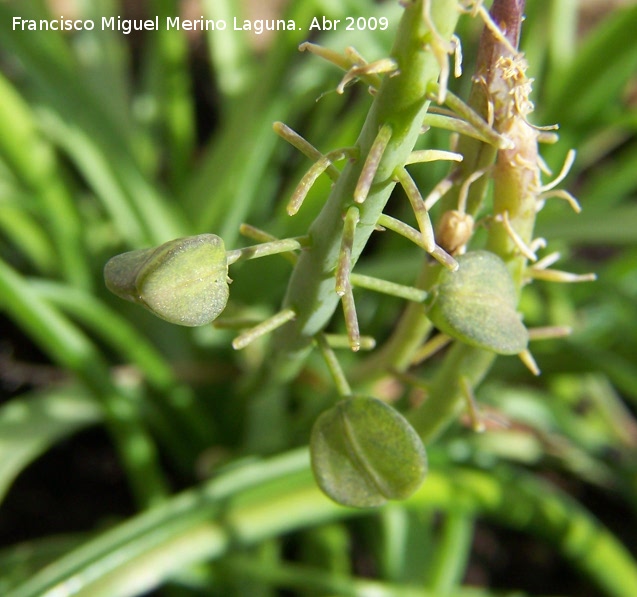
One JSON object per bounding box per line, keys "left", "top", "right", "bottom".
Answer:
{"left": 311, "top": 396, "right": 428, "bottom": 508}
{"left": 426, "top": 250, "right": 528, "bottom": 355}
{"left": 104, "top": 234, "right": 229, "bottom": 327}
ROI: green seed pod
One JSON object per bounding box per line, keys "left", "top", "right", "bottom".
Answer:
{"left": 104, "top": 234, "right": 229, "bottom": 327}
{"left": 311, "top": 396, "right": 428, "bottom": 508}
{"left": 426, "top": 250, "right": 528, "bottom": 355}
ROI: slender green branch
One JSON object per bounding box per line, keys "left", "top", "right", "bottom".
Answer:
{"left": 422, "top": 112, "right": 499, "bottom": 145}
{"left": 273, "top": 121, "right": 341, "bottom": 181}
{"left": 238, "top": 223, "right": 299, "bottom": 265}
{"left": 341, "top": 286, "right": 361, "bottom": 352}
{"left": 316, "top": 334, "right": 353, "bottom": 397}
{"left": 354, "top": 124, "right": 393, "bottom": 204}
{"left": 351, "top": 263, "right": 437, "bottom": 385}
{"left": 288, "top": 149, "right": 350, "bottom": 215}
{"left": 394, "top": 166, "right": 436, "bottom": 252}
{"left": 378, "top": 213, "right": 429, "bottom": 249}
{"left": 226, "top": 236, "right": 310, "bottom": 265}
{"left": 350, "top": 273, "right": 428, "bottom": 303}
{"left": 232, "top": 308, "right": 297, "bottom": 350}
{"left": 406, "top": 148, "right": 462, "bottom": 164}
{"left": 324, "top": 334, "right": 376, "bottom": 351}
{"left": 336, "top": 206, "right": 360, "bottom": 296}
{"left": 427, "top": 82, "right": 512, "bottom": 150}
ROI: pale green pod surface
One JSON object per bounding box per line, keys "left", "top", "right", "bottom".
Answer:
{"left": 311, "top": 396, "right": 428, "bottom": 508}
{"left": 426, "top": 250, "right": 528, "bottom": 355}
{"left": 104, "top": 234, "right": 229, "bottom": 327}
{"left": 104, "top": 246, "right": 156, "bottom": 301}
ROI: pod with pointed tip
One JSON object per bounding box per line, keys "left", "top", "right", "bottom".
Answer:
{"left": 104, "top": 234, "right": 229, "bottom": 327}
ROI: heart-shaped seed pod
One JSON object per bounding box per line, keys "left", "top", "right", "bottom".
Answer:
{"left": 311, "top": 396, "right": 428, "bottom": 508}
{"left": 104, "top": 234, "right": 229, "bottom": 327}
{"left": 426, "top": 250, "right": 528, "bottom": 355}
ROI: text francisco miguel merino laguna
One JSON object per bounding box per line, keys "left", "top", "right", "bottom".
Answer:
{"left": 12, "top": 15, "right": 311, "bottom": 35}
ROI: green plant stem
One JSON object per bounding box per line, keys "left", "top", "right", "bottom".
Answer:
{"left": 409, "top": 343, "right": 496, "bottom": 442}
{"left": 439, "top": 0, "right": 525, "bottom": 219}
{"left": 233, "top": 308, "right": 297, "bottom": 350}
{"left": 476, "top": 0, "right": 537, "bottom": 287}
{"left": 268, "top": 0, "right": 463, "bottom": 380}
{"left": 238, "top": 0, "right": 464, "bottom": 452}
{"left": 366, "top": 0, "right": 523, "bottom": 389}
{"left": 405, "top": 0, "right": 532, "bottom": 442}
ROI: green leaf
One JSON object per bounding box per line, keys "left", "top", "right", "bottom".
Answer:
{"left": 310, "top": 396, "right": 427, "bottom": 508}
{"left": 545, "top": 3, "right": 637, "bottom": 130}
{"left": 0, "top": 388, "right": 101, "bottom": 505}
{"left": 104, "top": 234, "right": 229, "bottom": 327}
{"left": 426, "top": 250, "right": 528, "bottom": 355}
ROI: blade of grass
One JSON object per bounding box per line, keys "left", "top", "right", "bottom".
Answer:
{"left": 0, "top": 259, "right": 168, "bottom": 508}
{"left": 30, "top": 279, "right": 218, "bottom": 453}
{"left": 0, "top": 534, "right": 87, "bottom": 595}
{"left": 144, "top": 0, "right": 196, "bottom": 190}
{"left": 0, "top": 387, "right": 102, "bottom": 504}
{"left": 201, "top": 0, "right": 255, "bottom": 99}
{"left": 578, "top": 141, "right": 637, "bottom": 208}
{"left": 0, "top": 5, "right": 188, "bottom": 245}
{"left": 0, "top": 71, "right": 89, "bottom": 288}
{"left": 545, "top": 4, "right": 637, "bottom": 130}
{"left": 70, "top": 0, "right": 135, "bottom": 141}
{"left": 223, "top": 554, "right": 488, "bottom": 597}
{"left": 8, "top": 451, "right": 637, "bottom": 597}
{"left": 0, "top": 188, "right": 57, "bottom": 274}
{"left": 427, "top": 512, "right": 474, "bottom": 595}
{"left": 35, "top": 108, "right": 148, "bottom": 245}
{"left": 538, "top": 203, "right": 637, "bottom": 245}
{"left": 31, "top": 280, "right": 175, "bottom": 389}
